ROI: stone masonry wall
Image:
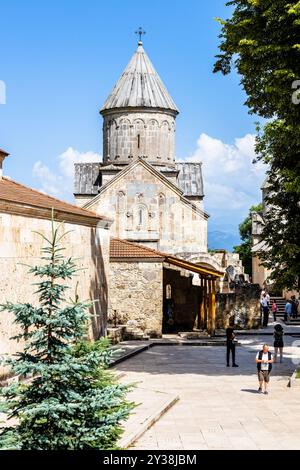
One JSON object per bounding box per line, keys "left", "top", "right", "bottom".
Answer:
{"left": 0, "top": 212, "right": 110, "bottom": 378}
{"left": 108, "top": 261, "right": 163, "bottom": 337}
{"left": 216, "top": 284, "right": 261, "bottom": 330}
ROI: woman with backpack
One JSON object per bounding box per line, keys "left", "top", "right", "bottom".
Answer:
{"left": 273, "top": 324, "right": 284, "bottom": 363}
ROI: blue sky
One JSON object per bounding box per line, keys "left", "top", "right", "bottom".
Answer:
{"left": 0, "top": 0, "right": 266, "bottom": 249}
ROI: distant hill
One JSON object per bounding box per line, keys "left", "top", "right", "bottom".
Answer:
{"left": 208, "top": 230, "right": 241, "bottom": 252}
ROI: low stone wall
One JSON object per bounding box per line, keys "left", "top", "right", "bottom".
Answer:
{"left": 108, "top": 261, "right": 163, "bottom": 337}
{"left": 216, "top": 284, "right": 261, "bottom": 330}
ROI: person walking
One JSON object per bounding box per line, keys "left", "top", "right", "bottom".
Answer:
{"left": 261, "top": 293, "right": 270, "bottom": 327}
{"left": 295, "top": 297, "right": 299, "bottom": 318}
{"left": 273, "top": 324, "right": 284, "bottom": 363}
{"left": 226, "top": 325, "right": 239, "bottom": 367}
{"left": 284, "top": 300, "right": 292, "bottom": 323}
{"left": 291, "top": 296, "right": 299, "bottom": 319}
{"left": 271, "top": 300, "right": 278, "bottom": 322}
{"left": 256, "top": 344, "right": 273, "bottom": 394}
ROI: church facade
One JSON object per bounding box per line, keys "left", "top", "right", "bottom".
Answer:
{"left": 74, "top": 39, "right": 215, "bottom": 266}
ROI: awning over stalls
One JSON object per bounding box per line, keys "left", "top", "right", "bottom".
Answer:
{"left": 110, "top": 237, "right": 222, "bottom": 335}
{"left": 164, "top": 256, "right": 223, "bottom": 279}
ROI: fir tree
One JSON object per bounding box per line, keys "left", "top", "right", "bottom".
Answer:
{"left": 0, "top": 218, "right": 133, "bottom": 450}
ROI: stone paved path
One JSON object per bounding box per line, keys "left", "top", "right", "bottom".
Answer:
{"left": 116, "top": 332, "right": 300, "bottom": 450}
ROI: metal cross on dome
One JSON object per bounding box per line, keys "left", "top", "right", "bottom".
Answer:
{"left": 135, "top": 27, "right": 146, "bottom": 44}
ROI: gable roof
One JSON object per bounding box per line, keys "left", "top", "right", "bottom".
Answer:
{"left": 84, "top": 158, "right": 183, "bottom": 203}
{"left": 110, "top": 237, "right": 224, "bottom": 278}
{"left": 101, "top": 43, "right": 179, "bottom": 114}
{"left": 74, "top": 161, "right": 204, "bottom": 198}
{"left": 83, "top": 158, "right": 208, "bottom": 219}
{"left": 0, "top": 177, "right": 112, "bottom": 227}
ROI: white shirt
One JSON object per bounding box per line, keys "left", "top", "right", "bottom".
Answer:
{"left": 261, "top": 298, "right": 269, "bottom": 307}
{"left": 256, "top": 351, "right": 272, "bottom": 371}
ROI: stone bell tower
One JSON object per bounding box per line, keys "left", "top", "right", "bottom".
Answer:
{"left": 100, "top": 33, "right": 179, "bottom": 166}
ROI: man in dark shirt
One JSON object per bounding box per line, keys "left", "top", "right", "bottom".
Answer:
{"left": 226, "top": 326, "right": 239, "bottom": 367}
{"left": 291, "top": 296, "right": 299, "bottom": 319}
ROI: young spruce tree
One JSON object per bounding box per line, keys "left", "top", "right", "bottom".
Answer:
{"left": 0, "top": 218, "right": 133, "bottom": 450}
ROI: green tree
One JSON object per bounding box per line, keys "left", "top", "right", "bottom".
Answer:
{"left": 0, "top": 219, "right": 133, "bottom": 450}
{"left": 214, "top": 0, "right": 300, "bottom": 290}
{"left": 234, "top": 203, "right": 262, "bottom": 276}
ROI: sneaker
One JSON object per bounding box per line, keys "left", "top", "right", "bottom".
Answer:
{"left": 258, "top": 388, "right": 262, "bottom": 393}
{"left": 232, "top": 364, "right": 239, "bottom": 367}
{"left": 264, "top": 391, "right": 268, "bottom": 395}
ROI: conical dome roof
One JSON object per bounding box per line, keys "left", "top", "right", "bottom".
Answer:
{"left": 101, "top": 42, "right": 179, "bottom": 114}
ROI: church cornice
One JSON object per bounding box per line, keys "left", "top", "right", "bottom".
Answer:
{"left": 100, "top": 107, "right": 178, "bottom": 118}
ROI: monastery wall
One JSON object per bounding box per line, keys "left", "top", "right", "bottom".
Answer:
{"left": 0, "top": 212, "right": 110, "bottom": 379}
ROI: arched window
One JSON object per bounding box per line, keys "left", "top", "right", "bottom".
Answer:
{"left": 138, "top": 207, "right": 143, "bottom": 225}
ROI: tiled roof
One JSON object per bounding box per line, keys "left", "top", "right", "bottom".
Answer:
{"left": 74, "top": 161, "right": 204, "bottom": 198}
{"left": 110, "top": 238, "right": 164, "bottom": 260}
{"left": 176, "top": 162, "right": 204, "bottom": 197}
{"left": 74, "top": 162, "right": 103, "bottom": 195}
{"left": 0, "top": 177, "right": 108, "bottom": 222}
{"left": 101, "top": 43, "right": 179, "bottom": 113}
{"left": 110, "top": 238, "right": 224, "bottom": 278}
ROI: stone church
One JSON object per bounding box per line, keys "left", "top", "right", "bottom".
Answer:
{"left": 74, "top": 38, "right": 217, "bottom": 269}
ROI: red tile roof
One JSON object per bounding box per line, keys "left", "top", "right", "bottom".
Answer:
{"left": 110, "top": 238, "right": 165, "bottom": 259}
{"left": 110, "top": 238, "right": 224, "bottom": 278}
{"left": 0, "top": 177, "right": 110, "bottom": 223}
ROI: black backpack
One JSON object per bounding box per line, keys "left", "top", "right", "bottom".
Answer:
{"left": 274, "top": 330, "right": 283, "bottom": 342}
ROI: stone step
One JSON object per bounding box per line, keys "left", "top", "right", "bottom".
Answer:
{"left": 178, "top": 331, "right": 210, "bottom": 340}
{"left": 283, "top": 321, "right": 300, "bottom": 325}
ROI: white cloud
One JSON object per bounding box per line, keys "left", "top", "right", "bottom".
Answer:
{"left": 185, "top": 132, "right": 267, "bottom": 230}
{"left": 33, "top": 147, "right": 101, "bottom": 201}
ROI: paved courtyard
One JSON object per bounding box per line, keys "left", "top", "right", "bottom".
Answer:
{"left": 116, "top": 333, "right": 300, "bottom": 450}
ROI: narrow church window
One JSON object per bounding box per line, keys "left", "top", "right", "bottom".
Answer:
{"left": 138, "top": 208, "right": 143, "bottom": 225}
{"left": 137, "top": 134, "right": 141, "bottom": 149}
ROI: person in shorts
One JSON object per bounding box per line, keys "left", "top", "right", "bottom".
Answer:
{"left": 273, "top": 324, "right": 284, "bottom": 363}
{"left": 256, "top": 344, "right": 273, "bottom": 395}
